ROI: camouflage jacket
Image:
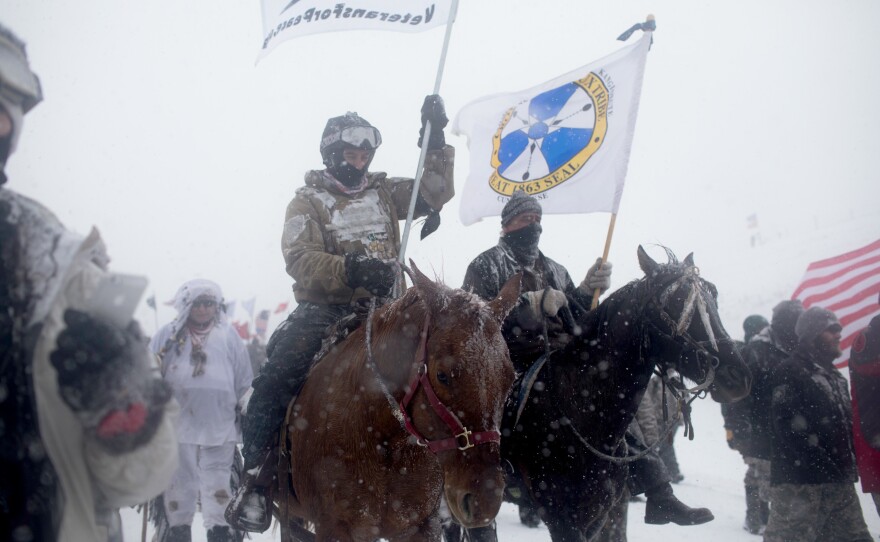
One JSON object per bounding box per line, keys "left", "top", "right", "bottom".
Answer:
{"left": 282, "top": 146, "right": 454, "bottom": 305}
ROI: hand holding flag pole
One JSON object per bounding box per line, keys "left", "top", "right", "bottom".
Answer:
{"left": 590, "top": 15, "right": 655, "bottom": 309}
{"left": 398, "top": 0, "right": 460, "bottom": 264}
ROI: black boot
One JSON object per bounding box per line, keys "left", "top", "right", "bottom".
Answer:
{"left": 225, "top": 450, "right": 275, "bottom": 533}
{"left": 644, "top": 483, "right": 714, "bottom": 526}
{"left": 207, "top": 526, "right": 234, "bottom": 542}
{"left": 744, "top": 484, "right": 763, "bottom": 534}
{"left": 518, "top": 503, "right": 541, "bottom": 528}
{"left": 165, "top": 525, "right": 192, "bottom": 542}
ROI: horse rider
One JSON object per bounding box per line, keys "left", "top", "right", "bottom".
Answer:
{"left": 226, "top": 97, "right": 455, "bottom": 532}
{"left": 462, "top": 191, "right": 714, "bottom": 531}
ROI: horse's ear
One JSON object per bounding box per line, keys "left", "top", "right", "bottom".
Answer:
{"left": 683, "top": 252, "right": 695, "bottom": 267}
{"left": 408, "top": 259, "right": 442, "bottom": 313}
{"left": 488, "top": 273, "right": 522, "bottom": 323}
{"left": 637, "top": 245, "right": 660, "bottom": 276}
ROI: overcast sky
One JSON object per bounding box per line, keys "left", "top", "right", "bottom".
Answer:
{"left": 4, "top": 1, "right": 879, "bottom": 335}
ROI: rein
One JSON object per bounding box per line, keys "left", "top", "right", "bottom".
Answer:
{"left": 363, "top": 298, "right": 500, "bottom": 454}
{"left": 565, "top": 265, "right": 724, "bottom": 462}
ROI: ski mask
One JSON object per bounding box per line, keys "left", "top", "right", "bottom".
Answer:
{"left": 504, "top": 222, "right": 542, "bottom": 265}
{"left": 326, "top": 146, "right": 371, "bottom": 187}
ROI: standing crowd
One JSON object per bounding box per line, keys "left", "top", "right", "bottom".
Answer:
{"left": 723, "top": 297, "right": 880, "bottom": 541}
{"left": 1, "top": 20, "right": 878, "bottom": 542}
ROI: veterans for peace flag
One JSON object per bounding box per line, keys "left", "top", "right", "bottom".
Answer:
{"left": 259, "top": 0, "right": 453, "bottom": 59}
{"left": 792, "top": 238, "right": 880, "bottom": 368}
{"left": 452, "top": 30, "right": 652, "bottom": 226}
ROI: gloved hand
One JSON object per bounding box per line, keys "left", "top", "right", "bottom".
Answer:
{"left": 50, "top": 309, "right": 172, "bottom": 454}
{"left": 418, "top": 94, "right": 448, "bottom": 150}
{"left": 580, "top": 258, "right": 613, "bottom": 295}
{"left": 344, "top": 253, "right": 397, "bottom": 297}
{"left": 521, "top": 289, "right": 569, "bottom": 318}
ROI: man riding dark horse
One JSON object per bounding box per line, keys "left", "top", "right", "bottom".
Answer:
{"left": 226, "top": 97, "right": 454, "bottom": 532}
{"left": 462, "top": 192, "right": 713, "bottom": 533}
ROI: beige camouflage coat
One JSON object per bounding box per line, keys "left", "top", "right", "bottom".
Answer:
{"left": 282, "top": 145, "right": 454, "bottom": 305}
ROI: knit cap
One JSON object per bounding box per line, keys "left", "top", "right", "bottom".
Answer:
{"left": 501, "top": 190, "right": 542, "bottom": 227}
{"left": 794, "top": 306, "right": 841, "bottom": 345}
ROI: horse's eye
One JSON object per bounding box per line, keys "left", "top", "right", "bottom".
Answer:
{"left": 436, "top": 371, "right": 450, "bottom": 386}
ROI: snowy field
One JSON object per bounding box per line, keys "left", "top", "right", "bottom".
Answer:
{"left": 120, "top": 396, "right": 880, "bottom": 541}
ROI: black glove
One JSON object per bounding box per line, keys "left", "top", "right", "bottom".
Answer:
{"left": 418, "top": 94, "right": 448, "bottom": 150}
{"left": 344, "top": 253, "right": 396, "bottom": 297}
{"left": 51, "top": 309, "right": 172, "bottom": 454}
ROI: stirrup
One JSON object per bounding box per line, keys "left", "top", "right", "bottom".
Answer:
{"left": 225, "top": 479, "right": 272, "bottom": 533}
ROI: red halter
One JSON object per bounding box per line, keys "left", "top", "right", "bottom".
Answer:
{"left": 397, "top": 314, "right": 501, "bottom": 453}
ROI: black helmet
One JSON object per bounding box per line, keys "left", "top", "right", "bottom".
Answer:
{"left": 320, "top": 112, "right": 382, "bottom": 167}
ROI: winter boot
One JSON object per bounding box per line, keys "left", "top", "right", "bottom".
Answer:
{"left": 644, "top": 483, "right": 714, "bottom": 526}
{"left": 743, "top": 484, "right": 764, "bottom": 534}
{"left": 206, "top": 526, "right": 234, "bottom": 542}
{"left": 518, "top": 503, "right": 541, "bottom": 528}
{"left": 165, "top": 525, "right": 192, "bottom": 542}
{"left": 225, "top": 450, "right": 275, "bottom": 533}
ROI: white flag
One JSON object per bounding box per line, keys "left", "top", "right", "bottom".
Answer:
{"left": 259, "top": 0, "right": 453, "bottom": 60}
{"left": 452, "top": 32, "right": 652, "bottom": 225}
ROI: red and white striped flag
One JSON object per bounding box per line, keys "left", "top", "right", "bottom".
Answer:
{"left": 791, "top": 239, "right": 880, "bottom": 368}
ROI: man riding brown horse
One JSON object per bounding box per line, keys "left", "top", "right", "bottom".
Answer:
{"left": 226, "top": 97, "right": 454, "bottom": 531}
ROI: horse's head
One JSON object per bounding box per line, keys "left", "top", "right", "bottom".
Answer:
{"left": 637, "top": 246, "right": 751, "bottom": 403}
{"left": 406, "top": 262, "right": 519, "bottom": 528}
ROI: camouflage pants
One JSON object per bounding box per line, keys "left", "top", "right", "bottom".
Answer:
{"left": 744, "top": 456, "right": 771, "bottom": 502}
{"left": 763, "top": 483, "right": 872, "bottom": 542}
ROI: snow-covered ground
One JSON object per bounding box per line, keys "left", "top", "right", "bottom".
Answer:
{"left": 121, "top": 214, "right": 880, "bottom": 541}
{"left": 120, "top": 395, "right": 880, "bottom": 541}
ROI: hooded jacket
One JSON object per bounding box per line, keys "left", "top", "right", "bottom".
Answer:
{"left": 768, "top": 342, "right": 858, "bottom": 485}
{"left": 0, "top": 189, "right": 178, "bottom": 542}
{"left": 282, "top": 145, "right": 454, "bottom": 305}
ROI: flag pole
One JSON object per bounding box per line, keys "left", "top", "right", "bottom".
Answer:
{"left": 591, "top": 213, "right": 617, "bottom": 309}
{"left": 398, "top": 0, "right": 460, "bottom": 265}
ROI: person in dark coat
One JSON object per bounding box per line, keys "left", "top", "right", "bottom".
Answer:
{"left": 763, "top": 306, "right": 871, "bottom": 542}
{"left": 462, "top": 191, "right": 713, "bottom": 531}
{"left": 849, "top": 292, "right": 880, "bottom": 520}
{"left": 724, "top": 305, "right": 798, "bottom": 534}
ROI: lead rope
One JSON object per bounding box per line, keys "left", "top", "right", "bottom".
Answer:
{"left": 364, "top": 296, "right": 410, "bottom": 433}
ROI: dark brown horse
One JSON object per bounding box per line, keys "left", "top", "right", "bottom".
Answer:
{"left": 462, "top": 246, "right": 752, "bottom": 542}
{"left": 279, "top": 264, "right": 520, "bottom": 541}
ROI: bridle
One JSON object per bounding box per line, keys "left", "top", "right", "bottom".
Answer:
{"left": 643, "top": 265, "right": 726, "bottom": 396}
{"left": 364, "top": 299, "right": 501, "bottom": 454}
{"left": 567, "top": 265, "right": 730, "bottom": 462}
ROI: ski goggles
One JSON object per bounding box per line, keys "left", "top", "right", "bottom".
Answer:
{"left": 322, "top": 125, "right": 382, "bottom": 151}
{"left": 0, "top": 34, "right": 42, "bottom": 113}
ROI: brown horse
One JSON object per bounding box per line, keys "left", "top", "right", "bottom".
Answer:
{"left": 278, "top": 264, "right": 520, "bottom": 541}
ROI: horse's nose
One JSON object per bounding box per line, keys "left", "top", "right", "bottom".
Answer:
{"left": 713, "top": 363, "right": 751, "bottom": 402}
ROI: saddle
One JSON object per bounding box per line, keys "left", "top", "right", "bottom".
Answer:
{"left": 314, "top": 309, "right": 367, "bottom": 363}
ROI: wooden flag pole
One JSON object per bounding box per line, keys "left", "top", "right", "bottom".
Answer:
{"left": 399, "top": 0, "right": 460, "bottom": 264}
{"left": 591, "top": 213, "right": 617, "bottom": 309}
{"left": 141, "top": 500, "right": 149, "bottom": 542}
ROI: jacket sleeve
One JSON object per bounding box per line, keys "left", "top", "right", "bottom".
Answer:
{"left": 386, "top": 145, "right": 455, "bottom": 217}
{"left": 85, "top": 400, "right": 179, "bottom": 507}
{"left": 281, "top": 192, "right": 351, "bottom": 298}
{"left": 228, "top": 327, "right": 254, "bottom": 401}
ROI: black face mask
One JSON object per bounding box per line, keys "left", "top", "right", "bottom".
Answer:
{"left": 503, "top": 222, "right": 542, "bottom": 264}
{"left": 329, "top": 162, "right": 366, "bottom": 187}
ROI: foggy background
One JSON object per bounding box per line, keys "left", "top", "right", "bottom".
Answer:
{"left": 4, "top": 0, "right": 878, "bottom": 336}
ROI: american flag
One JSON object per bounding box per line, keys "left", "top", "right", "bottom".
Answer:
{"left": 791, "top": 239, "right": 880, "bottom": 368}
